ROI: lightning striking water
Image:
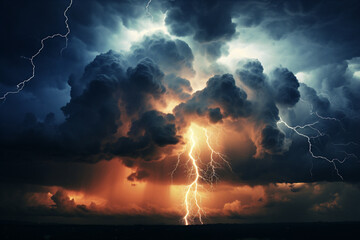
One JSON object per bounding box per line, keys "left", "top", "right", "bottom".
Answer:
{"left": 0, "top": 0, "right": 73, "bottom": 102}
{"left": 183, "top": 127, "right": 203, "bottom": 225}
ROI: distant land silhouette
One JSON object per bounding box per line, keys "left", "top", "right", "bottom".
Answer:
{"left": 1, "top": 222, "right": 359, "bottom": 239}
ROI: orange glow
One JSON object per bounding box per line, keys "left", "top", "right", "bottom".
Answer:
{"left": 162, "top": 99, "right": 181, "bottom": 114}
{"left": 176, "top": 124, "right": 233, "bottom": 225}
{"left": 203, "top": 127, "right": 231, "bottom": 183}
{"left": 30, "top": 122, "right": 289, "bottom": 223}
{"left": 67, "top": 191, "right": 106, "bottom": 206}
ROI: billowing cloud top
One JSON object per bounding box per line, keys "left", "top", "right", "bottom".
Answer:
{"left": 1, "top": 0, "right": 360, "bottom": 225}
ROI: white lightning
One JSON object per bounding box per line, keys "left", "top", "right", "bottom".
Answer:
{"left": 300, "top": 97, "right": 359, "bottom": 154}
{"left": 145, "top": 0, "right": 153, "bottom": 20}
{"left": 0, "top": 0, "right": 73, "bottom": 102}
{"left": 277, "top": 97, "right": 360, "bottom": 180}
{"left": 173, "top": 125, "right": 231, "bottom": 225}
{"left": 171, "top": 145, "right": 186, "bottom": 183}
{"left": 183, "top": 127, "right": 203, "bottom": 225}
{"left": 277, "top": 117, "right": 351, "bottom": 180}
{"left": 203, "top": 128, "right": 232, "bottom": 184}
{"left": 300, "top": 98, "right": 344, "bottom": 129}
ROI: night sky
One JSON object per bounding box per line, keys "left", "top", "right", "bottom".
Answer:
{"left": 1, "top": 0, "right": 360, "bottom": 225}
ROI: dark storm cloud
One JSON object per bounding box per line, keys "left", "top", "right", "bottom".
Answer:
{"left": 260, "top": 125, "right": 286, "bottom": 155}
{"left": 163, "top": 0, "right": 236, "bottom": 61}
{"left": 108, "top": 110, "right": 180, "bottom": 161}
{"left": 0, "top": 184, "right": 99, "bottom": 219}
{"left": 174, "top": 74, "right": 251, "bottom": 125}
{"left": 233, "top": 0, "right": 360, "bottom": 71}
{"left": 51, "top": 190, "right": 78, "bottom": 212}
{"left": 68, "top": 50, "right": 128, "bottom": 98}
{"left": 61, "top": 72, "right": 121, "bottom": 156}
{"left": 164, "top": 74, "right": 192, "bottom": 101}
{"left": 164, "top": 0, "right": 235, "bottom": 42}
{"left": 0, "top": 50, "right": 179, "bottom": 164}
{"left": 236, "top": 59, "right": 292, "bottom": 155}
{"left": 162, "top": 0, "right": 360, "bottom": 64}
{"left": 0, "top": 0, "right": 148, "bottom": 124}
{"left": 303, "top": 59, "right": 360, "bottom": 113}
{"left": 237, "top": 59, "right": 301, "bottom": 110}
{"left": 129, "top": 33, "right": 195, "bottom": 77}
{"left": 236, "top": 59, "right": 266, "bottom": 90}
{"left": 69, "top": 0, "right": 144, "bottom": 50}
{"left": 1, "top": 0, "right": 360, "bottom": 208}
{"left": 298, "top": 83, "right": 330, "bottom": 114}
{"left": 270, "top": 68, "right": 300, "bottom": 107}
{"left": 124, "top": 57, "right": 166, "bottom": 115}
{"left": 232, "top": 59, "right": 360, "bottom": 183}
{"left": 262, "top": 0, "right": 360, "bottom": 49}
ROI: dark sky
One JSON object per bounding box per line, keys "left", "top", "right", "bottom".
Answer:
{"left": 1, "top": 0, "right": 360, "bottom": 225}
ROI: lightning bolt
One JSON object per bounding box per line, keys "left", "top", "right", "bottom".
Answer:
{"left": 0, "top": 0, "right": 73, "bottom": 102}
{"left": 145, "top": 0, "right": 153, "bottom": 20}
{"left": 171, "top": 145, "right": 186, "bottom": 183}
{"left": 286, "top": 98, "right": 359, "bottom": 178}
{"left": 300, "top": 98, "right": 344, "bottom": 130}
{"left": 183, "top": 127, "right": 203, "bottom": 226}
{"left": 277, "top": 117, "right": 353, "bottom": 180}
{"left": 203, "top": 128, "right": 232, "bottom": 183}
{"left": 173, "top": 125, "right": 230, "bottom": 225}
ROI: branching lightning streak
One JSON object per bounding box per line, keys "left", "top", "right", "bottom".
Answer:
{"left": 314, "top": 111, "right": 341, "bottom": 122}
{"left": 183, "top": 127, "right": 203, "bottom": 225}
{"left": 203, "top": 128, "right": 232, "bottom": 183}
{"left": 293, "top": 98, "right": 359, "bottom": 177}
{"left": 145, "top": 0, "right": 153, "bottom": 20}
{"left": 0, "top": 0, "right": 73, "bottom": 102}
{"left": 176, "top": 125, "right": 230, "bottom": 225}
{"left": 300, "top": 98, "right": 344, "bottom": 129}
{"left": 171, "top": 146, "right": 186, "bottom": 183}
{"left": 277, "top": 117, "right": 347, "bottom": 180}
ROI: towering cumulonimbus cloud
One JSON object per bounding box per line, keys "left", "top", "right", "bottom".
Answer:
{"left": 129, "top": 33, "right": 195, "bottom": 77}
{"left": 235, "top": 59, "right": 298, "bottom": 156}
{"left": 174, "top": 74, "right": 252, "bottom": 126}
{"left": 1, "top": 0, "right": 360, "bottom": 225}
{"left": 1, "top": 29, "right": 359, "bottom": 183}
{"left": 0, "top": 42, "right": 183, "bottom": 163}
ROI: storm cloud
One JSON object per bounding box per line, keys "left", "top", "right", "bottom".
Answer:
{"left": 1, "top": 0, "right": 360, "bottom": 225}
